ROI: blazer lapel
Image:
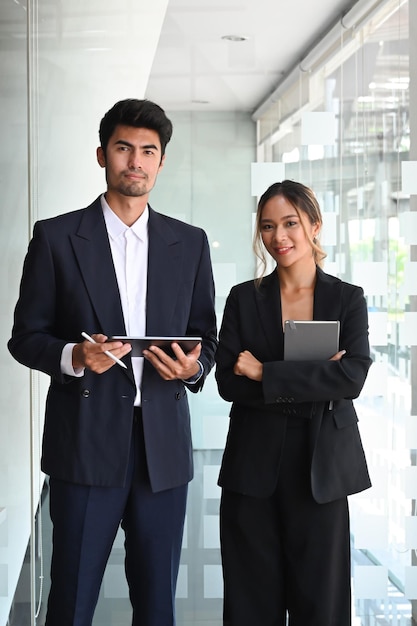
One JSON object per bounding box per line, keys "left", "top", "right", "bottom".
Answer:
{"left": 313, "top": 267, "right": 342, "bottom": 321}
{"left": 145, "top": 208, "right": 182, "bottom": 334}
{"left": 69, "top": 198, "right": 127, "bottom": 336}
{"left": 255, "top": 271, "right": 284, "bottom": 359}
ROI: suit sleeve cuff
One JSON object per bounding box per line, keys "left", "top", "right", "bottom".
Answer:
{"left": 182, "top": 360, "right": 204, "bottom": 384}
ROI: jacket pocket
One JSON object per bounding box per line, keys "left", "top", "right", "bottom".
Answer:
{"left": 332, "top": 403, "right": 358, "bottom": 429}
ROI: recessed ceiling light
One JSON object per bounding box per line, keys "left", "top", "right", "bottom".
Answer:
{"left": 221, "top": 35, "right": 249, "bottom": 42}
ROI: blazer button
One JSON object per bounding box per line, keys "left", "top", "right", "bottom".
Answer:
{"left": 81, "top": 389, "right": 90, "bottom": 398}
{"left": 175, "top": 392, "right": 181, "bottom": 400}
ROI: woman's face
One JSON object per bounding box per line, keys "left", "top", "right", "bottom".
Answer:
{"left": 260, "top": 194, "right": 319, "bottom": 268}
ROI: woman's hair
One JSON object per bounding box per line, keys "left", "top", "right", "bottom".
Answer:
{"left": 253, "top": 179, "right": 326, "bottom": 282}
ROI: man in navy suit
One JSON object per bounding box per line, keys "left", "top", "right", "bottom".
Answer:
{"left": 8, "top": 99, "right": 217, "bottom": 626}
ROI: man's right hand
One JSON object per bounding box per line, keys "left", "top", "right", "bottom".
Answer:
{"left": 72, "top": 333, "right": 132, "bottom": 373}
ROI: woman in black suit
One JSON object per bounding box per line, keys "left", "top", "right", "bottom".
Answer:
{"left": 215, "top": 180, "right": 372, "bottom": 626}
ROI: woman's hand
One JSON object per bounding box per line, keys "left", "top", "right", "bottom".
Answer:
{"left": 233, "top": 350, "right": 263, "bottom": 381}
{"left": 329, "top": 349, "right": 346, "bottom": 361}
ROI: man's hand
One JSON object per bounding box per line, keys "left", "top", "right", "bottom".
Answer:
{"left": 233, "top": 350, "right": 263, "bottom": 381}
{"left": 72, "top": 333, "right": 132, "bottom": 374}
{"left": 143, "top": 342, "right": 202, "bottom": 381}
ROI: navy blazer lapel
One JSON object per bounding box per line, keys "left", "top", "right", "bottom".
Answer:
{"left": 146, "top": 208, "right": 182, "bottom": 334}
{"left": 69, "top": 198, "right": 126, "bottom": 336}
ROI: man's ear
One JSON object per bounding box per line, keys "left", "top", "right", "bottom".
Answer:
{"left": 159, "top": 153, "right": 166, "bottom": 171}
{"left": 97, "top": 146, "right": 106, "bottom": 168}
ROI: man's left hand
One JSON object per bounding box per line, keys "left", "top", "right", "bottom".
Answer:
{"left": 143, "top": 342, "right": 202, "bottom": 381}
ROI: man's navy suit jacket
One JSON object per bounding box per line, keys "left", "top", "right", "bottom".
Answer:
{"left": 8, "top": 197, "right": 217, "bottom": 492}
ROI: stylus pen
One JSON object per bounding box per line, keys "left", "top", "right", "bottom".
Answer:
{"left": 81, "top": 332, "right": 128, "bottom": 369}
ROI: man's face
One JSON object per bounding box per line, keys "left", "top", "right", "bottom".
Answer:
{"left": 97, "top": 125, "right": 165, "bottom": 198}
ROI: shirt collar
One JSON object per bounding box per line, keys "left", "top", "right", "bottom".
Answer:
{"left": 100, "top": 193, "right": 149, "bottom": 242}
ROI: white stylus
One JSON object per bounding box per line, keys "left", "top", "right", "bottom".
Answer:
{"left": 81, "top": 332, "right": 128, "bottom": 369}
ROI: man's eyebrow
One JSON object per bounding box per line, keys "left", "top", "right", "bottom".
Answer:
{"left": 114, "top": 139, "right": 159, "bottom": 151}
{"left": 114, "top": 139, "right": 134, "bottom": 148}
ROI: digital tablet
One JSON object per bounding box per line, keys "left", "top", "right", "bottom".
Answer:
{"left": 110, "top": 336, "right": 202, "bottom": 358}
{"left": 283, "top": 320, "right": 340, "bottom": 361}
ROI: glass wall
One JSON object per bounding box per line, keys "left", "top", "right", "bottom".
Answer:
{"left": 0, "top": 1, "right": 32, "bottom": 624}
{"left": 255, "top": 0, "right": 417, "bottom": 623}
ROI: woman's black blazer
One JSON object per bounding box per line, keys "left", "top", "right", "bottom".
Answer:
{"left": 215, "top": 267, "right": 372, "bottom": 504}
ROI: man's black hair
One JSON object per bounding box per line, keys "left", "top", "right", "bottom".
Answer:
{"left": 99, "top": 99, "right": 173, "bottom": 157}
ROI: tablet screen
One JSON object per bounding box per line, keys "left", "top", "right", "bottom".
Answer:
{"left": 283, "top": 321, "right": 340, "bottom": 361}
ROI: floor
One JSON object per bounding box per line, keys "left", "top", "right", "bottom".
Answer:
{"left": 7, "top": 449, "right": 416, "bottom": 626}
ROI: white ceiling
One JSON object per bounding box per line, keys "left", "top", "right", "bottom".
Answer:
{"left": 146, "top": 0, "right": 359, "bottom": 113}
{"left": 0, "top": 0, "right": 361, "bottom": 117}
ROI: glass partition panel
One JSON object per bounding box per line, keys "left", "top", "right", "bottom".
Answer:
{"left": 0, "top": 0, "right": 33, "bottom": 623}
